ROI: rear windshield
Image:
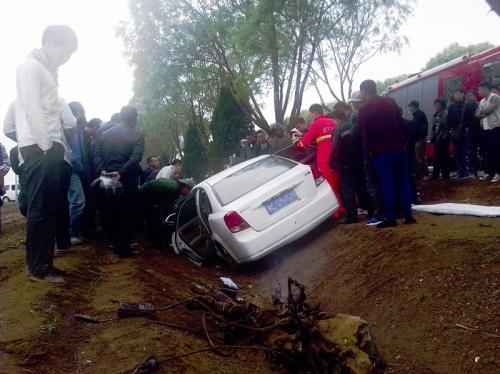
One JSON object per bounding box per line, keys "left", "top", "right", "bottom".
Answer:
{"left": 212, "top": 156, "right": 297, "bottom": 206}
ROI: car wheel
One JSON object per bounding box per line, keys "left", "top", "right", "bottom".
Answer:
{"left": 2, "top": 196, "right": 10, "bottom": 203}
{"left": 215, "top": 241, "right": 241, "bottom": 273}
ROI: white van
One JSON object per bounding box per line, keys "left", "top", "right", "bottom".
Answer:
{"left": 2, "top": 183, "right": 18, "bottom": 203}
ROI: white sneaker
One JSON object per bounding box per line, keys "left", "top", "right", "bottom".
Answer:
{"left": 70, "top": 237, "right": 83, "bottom": 246}
{"left": 29, "top": 273, "right": 65, "bottom": 284}
{"left": 491, "top": 174, "right": 500, "bottom": 183}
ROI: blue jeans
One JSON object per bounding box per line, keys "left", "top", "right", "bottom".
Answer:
{"left": 373, "top": 148, "right": 412, "bottom": 222}
{"left": 68, "top": 171, "right": 85, "bottom": 237}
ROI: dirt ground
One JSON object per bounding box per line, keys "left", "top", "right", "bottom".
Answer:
{"left": 1, "top": 179, "right": 499, "bottom": 374}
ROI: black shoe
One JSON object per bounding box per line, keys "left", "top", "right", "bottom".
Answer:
{"left": 50, "top": 266, "right": 68, "bottom": 275}
{"left": 377, "top": 219, "right": 397, "bottom": 229}
{"left": 343, "top": 217, "right": 357, "bottom": 225}
{"left": 405, "top": 216, "right": 417, "bottom": 225}
{"left": 119, "top": 250, "right": 140, "bottom": 258}
{"left": 55, "top": 246, "right": 74, "bottom": 254}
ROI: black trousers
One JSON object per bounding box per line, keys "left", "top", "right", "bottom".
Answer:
{"left": 20, "top": 143, "right": 71, "bottom": 276}
{"left": 103, "top": 175, "right": 139, "bottom": 255}
{"left": 431, "top": 140, "right": 450, "bottom": 179}
{"left": 485, "top": 128, "right": 500, "bottom": 176}
{"left": 340, "top": 166, "right": 373, "bottom": 221}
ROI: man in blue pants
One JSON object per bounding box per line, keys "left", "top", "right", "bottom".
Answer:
{"left": 359, "top": 80, "right": 416, "bottom": 228}
{"left": 67, "top": 101, "right": 87, "bottom": 245}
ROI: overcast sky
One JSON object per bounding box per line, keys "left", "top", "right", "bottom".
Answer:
{"left": 1, "top": 0, "right": 499, "bottom": 177}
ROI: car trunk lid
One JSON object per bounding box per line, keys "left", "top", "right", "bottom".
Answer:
{"left": 234, "top": 164, "right": 318, "bottom": 232}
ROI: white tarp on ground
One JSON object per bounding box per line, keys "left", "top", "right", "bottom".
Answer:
{"left": 412, "top": 203, "right": 500, "bottom": 217}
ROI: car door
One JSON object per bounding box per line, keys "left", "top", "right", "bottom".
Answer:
{"left": 173, "top": 189, "right": 215, "bottom": 264}
{"left": 196, "top": 188, "right": 213, "bottom": 234}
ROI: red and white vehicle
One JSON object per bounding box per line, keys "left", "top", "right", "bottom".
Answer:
{"left": 387, "top": 46, "right": 500, "bottom": 132}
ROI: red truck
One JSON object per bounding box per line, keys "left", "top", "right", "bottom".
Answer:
{"left": 387, "top": 46, "right": 500, "bottom": 132}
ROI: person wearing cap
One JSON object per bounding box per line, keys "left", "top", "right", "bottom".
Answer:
{"left": 407, "top": 100, "right": 429, "bottom": 179}
{"left": 297, "top": 104, "right": 343, "bottom": 215}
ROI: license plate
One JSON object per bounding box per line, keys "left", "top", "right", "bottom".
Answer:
{"left": 264, "top": 189, "right": 298, "bottom": 215}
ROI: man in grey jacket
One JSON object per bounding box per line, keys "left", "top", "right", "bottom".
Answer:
{"left": 15, "top": 25, "right": 78, "bottom": 283}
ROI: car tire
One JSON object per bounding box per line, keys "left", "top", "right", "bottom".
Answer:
{"left": 2, "top": 196, "right": 10, "bottom": 203}
{"left": 215, "top": 241, "right": 241, "bottom": 273}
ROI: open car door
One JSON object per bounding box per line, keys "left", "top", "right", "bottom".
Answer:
{"left": 171, "top": 189, "right": 215, "bottom": 265}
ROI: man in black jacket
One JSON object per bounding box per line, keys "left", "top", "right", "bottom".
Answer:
{"left": 464, "top": 91, "right": 481, "bottom": 178}
{"left": 446, "top": 88, "right": 476, "bottom": 179}
{"left": 330, "top": 102, "right": 372, "bottom": 224}
{"left": 400, "top": 107, "right": 418, "bottom": 203}
{"left": 94, "top": 106, "right": 144, "bottom": 257}
{"left": 408, "top": 101, "right": 429, "bottom": 179}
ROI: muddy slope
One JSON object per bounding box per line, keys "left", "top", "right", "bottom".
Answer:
{"left": 0, "top": 179, "right": 499, "bottom": 373}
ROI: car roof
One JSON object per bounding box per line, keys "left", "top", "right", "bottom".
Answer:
{"left": 203, "top": 155, "right": 275, "bottom": 186}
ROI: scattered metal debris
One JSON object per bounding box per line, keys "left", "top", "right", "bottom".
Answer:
{"left": 164, "top": 277, "right": 385, "bottom": 373}
{"left": 84, "top": 277, "right": 385, "bottom": 373}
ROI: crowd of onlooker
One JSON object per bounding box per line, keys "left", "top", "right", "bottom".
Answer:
{"left": 1, "top": 24, "right": 499, "bottom": 284}
{"left": 0, "top": 25, "right": 192, "bottom": 283}
{"left": 237, "top": 79, "right": 500, "bottom": 228}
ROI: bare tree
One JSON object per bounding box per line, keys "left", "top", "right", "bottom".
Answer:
{"left": 313, "top": 0, "right": 412, "bottom": 102}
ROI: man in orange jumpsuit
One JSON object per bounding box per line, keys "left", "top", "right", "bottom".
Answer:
{"left": 296, "top": 104, "right": 343, "bottom": 214}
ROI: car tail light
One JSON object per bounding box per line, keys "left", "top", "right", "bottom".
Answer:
{"left": 308, "top": 164, "right": 324, "bottom": 186}
{"left": 224, "top": 211, "right": 250, "bottom": 233}
{"left": 315, "top": 176, "right": 325, "bottom": 186}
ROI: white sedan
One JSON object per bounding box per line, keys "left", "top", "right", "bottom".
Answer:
{"left": 169, "top": 154, "right": 339, "bottom": 266}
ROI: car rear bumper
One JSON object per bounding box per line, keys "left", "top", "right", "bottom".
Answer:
{"left": 223, "top": 183, "right": 338, "bottom": 263}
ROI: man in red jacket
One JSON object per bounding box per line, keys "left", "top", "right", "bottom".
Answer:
{"left": 359, "top": 80, "right": 416, "bottom": 228}
{"left": 297, "top": 104, "right": 342, "bottom": 213}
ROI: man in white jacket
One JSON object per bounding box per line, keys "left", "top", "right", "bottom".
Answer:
{"left": 476, "top": 81, "right": 500, "bottom": 182}
{"left": 15, "top": 25, "right": 78, "bottom": 283}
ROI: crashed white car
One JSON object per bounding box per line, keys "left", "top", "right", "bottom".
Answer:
{"left": 169, "top": 155, "right": 339, "bottom": 266}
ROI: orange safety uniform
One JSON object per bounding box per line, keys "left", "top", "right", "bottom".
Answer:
{"left": 297, "top": 114, "right": 343, "bottom": 215}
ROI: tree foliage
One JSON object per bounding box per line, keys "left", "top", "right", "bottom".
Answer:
{"left": 376, "top": 74, "right": 410, "bottom": 93}
{"left": 119, "top": 0, "right": 414, "bottom": 169}
{"left": 183, "top": 122, "right": 208, "bottom": 181}
{"left": 424, "top": 42, "right": 494, "bottom": 70}
{"left": 210, "top": 87, "right": 252, "bottom": 158}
